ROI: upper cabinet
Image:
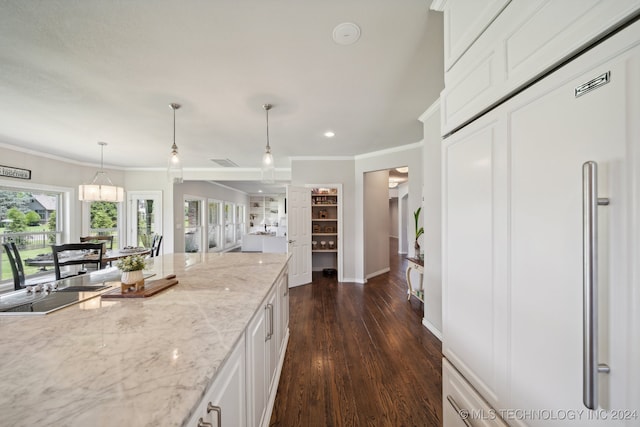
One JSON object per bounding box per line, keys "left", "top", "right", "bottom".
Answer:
{"left": 443, "top": 0, "right": 511, "bottom": 71}
{"left": 440, "top": 0, "right": 640, "bottom": 135}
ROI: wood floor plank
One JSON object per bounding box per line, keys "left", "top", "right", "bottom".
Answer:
{"left": 270, "top": 238, "right": 442, "bottom": 427}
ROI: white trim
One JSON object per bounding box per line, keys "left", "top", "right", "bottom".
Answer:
{"left": 0, "top": 142, "right": 125, "bottom": 170}
{"left": 289, "top": 156, "right": 354, "bottom": 162}
{"left": 205, "top": 180, "right": 250, "bottom": 195}
{"left": 422, "top": 317, "right": 443, "bottom": 341}
{"left": 304, "top": 183, "right": 344, "bottom": 283}
{"left": 354, "top": 141, "right": 423, "bottom": 161}
{"left": 418, "top": 98, "right": 441, "bottom": 123}
{"left": 0, "top": 178, "right": 74, "bottom": 243}
{"left": 341, "top": 276, "right": 366, "bottom": 284}
{"left": 430, "top": 0, "right": 447, "bottom": 12}
{"left": 365, "top": 267, "right": 390, "bottom": 280}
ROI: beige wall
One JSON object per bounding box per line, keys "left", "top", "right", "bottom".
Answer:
{"left": 364, "top": 169, "right": 390, "bottom": 278}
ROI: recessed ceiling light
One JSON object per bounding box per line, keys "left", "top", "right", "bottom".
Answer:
{"left": 324, "top": 131, "right": 335, "bottom": 138}
{"left": 333, "top": 22, "right": 361, "bottom": 45}
{"left": 258, "top": 189, "right": 263, "bottom": 193}
{"left": 395, "top": 167, "right": 408, "bottom": 173}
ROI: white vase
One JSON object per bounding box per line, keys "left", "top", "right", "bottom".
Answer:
{"left": 121, "top": 270, "right": 144, "bottom": 285}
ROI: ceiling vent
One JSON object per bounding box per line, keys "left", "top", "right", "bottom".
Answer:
{"left": 211, "top": 158, "right": 239, "bottom": 167}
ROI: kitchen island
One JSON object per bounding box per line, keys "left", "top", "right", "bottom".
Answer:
{"left": 0, "top": 252, "right": 290, "bottom": 427}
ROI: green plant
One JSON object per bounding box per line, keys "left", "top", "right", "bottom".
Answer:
{"left": 116, "top": 254, "right": 146, "bottom": 272}
{"left": 414, "top": 207, "right": 424, "bottom": 241}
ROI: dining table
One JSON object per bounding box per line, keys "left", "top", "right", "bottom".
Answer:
{"left": 24, "top": 247, "right": 151, "bottom": 270}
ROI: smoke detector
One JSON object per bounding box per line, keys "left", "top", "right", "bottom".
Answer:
{"left": 332, "top": 22, "right": 361, "bottom": 45}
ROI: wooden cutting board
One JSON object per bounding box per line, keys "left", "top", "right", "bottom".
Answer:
{"left": 102, "top": 274, "right": 178, "bottom": 299}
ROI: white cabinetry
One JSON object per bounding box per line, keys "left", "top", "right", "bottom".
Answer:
{"left": 443, "top": 359, "right": 508, "bottom": 427}
{"left": 187, "top": 265, "right": 289, "bottom": 427}
{"left": 249, "top": 195, "right": 284, "bottom": 234}
{"left": 246, "top": 265, "right": 289, "bottom": 427}
{"left": 443, "top": 18, "right": 640, "bottom": 427}
{"left": 441, "top": 0, "right": 640, "bottom": 134}
{"left": 443, "top": 112, "right": 508, "bottom": 410}
{"left": 442, "top": 0, "right": 510, "bottom": 71}
{"left": 186, "top": 335, "right": 246, "bottom": 427}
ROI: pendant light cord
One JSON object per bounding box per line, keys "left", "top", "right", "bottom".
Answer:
{"left": 264, "top": 103, "right": 272, "bottom": 150}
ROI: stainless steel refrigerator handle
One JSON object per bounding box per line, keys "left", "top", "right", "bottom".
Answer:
{"left": 446, "top": 395, "right": 472, "bottom": 427}
{"left": 582, "top": 161, "right": 610, "bottom": 410}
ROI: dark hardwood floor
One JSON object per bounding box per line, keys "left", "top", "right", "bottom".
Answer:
{"left": 270, "top": 238, "right": 442, "bottom": 427}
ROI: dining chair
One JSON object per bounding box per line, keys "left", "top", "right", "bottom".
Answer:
{"left": 51, "top": 243, "right": 104, "bottom": 280}
{"left": 80, "top": 235, "right": 114, "bottom": 250}
{"left": 150, "top": 235, "right": 163, "bottom": 257}
{"left": 2, "top": 242, "right": 56, "bottom": 291}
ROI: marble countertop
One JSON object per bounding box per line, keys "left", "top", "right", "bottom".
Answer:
{"left": 0, "top": 252, "right": 289, "bottom": 427}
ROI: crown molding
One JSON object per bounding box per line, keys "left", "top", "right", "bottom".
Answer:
{"left": 418, "top": 98, "right": 441, "bottom": 123}
{"left": 430, "top": 0, "right": 447, "bottom": 12}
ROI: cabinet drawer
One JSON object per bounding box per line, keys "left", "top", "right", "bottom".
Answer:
{"left": 443, "top": 358, "right": 508, "bottom": 427}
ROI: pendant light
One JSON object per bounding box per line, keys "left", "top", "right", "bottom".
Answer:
{"left": 168, "top": 102, "right": 183, "bottom": 184}
{"left": 261, "top": 103, "right": 275, "bottom": 184}
{"left": 78, "top": 142, "right": 124, "bottom": 202}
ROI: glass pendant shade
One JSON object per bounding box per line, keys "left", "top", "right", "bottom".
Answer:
{"left": 168, "top": 143, "right": 183, "bottom": 184}
{"left": 168, "top": 103, "right": 183, "bottom": 184}
{"left": 260, "top": 103, "right": 275, "bottom": 184}
{"left": 78, "top": 142, "right": 124, "bottom": 203}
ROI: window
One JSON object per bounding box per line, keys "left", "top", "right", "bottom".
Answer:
{"left": 208, "top": 199, "right": 222, "bottom": 251}
{"left": 128, "top": 191, "right": 162, "bottom": 249}
{"left": 224, "top": 202, "right": 235, "bottom": 246}
{"left": 184, "top": 198, "right": 203, "bottom": 253}
{"left": 0, "top": 184, "right": 65, "bottom": 285}
{"left": 235, "top": 204, "right": 245, "bottom": 245}
{"left": 87, "top": 201, "right": 119, "bottom": 248}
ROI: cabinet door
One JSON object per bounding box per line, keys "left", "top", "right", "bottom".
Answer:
{"left": 185, "top": 337, "right": 246, "bottom": 427}
{"left": 507, "top": 31, "right": 636, "bottom": 425}
{"left": 277, "top": 269, "right": 289, "bottom": 355}
{"left": 442, "top": 112, "right": 509, "bottom": 409}
{"left": 246, "top": 301, "right": 268, "bottom": 427}
{"left": 266, "top": 288, "right": 279, "bottom": 395}
{"left": 443, "top": 0, "right": 510, "bottom": 71}
{"left": 206, "top": 336, "right": 247, "bottom": 427}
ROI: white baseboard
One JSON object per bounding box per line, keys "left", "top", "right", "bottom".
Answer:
{"left": 422, "top": 318, "right": 443, "bottom": 341}
{"left": 365, "top": 267, "right": 390, "bottom": 280}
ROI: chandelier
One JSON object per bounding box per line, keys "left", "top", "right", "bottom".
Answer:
{"left": 78, "top": 142, "right": 124, "bottom": 202}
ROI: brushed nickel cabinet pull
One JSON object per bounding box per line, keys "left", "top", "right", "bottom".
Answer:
{"left": 206, "top": 402, "right": 222, "bottom": 426}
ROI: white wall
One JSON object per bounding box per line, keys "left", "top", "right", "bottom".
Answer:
{"left": 290, "top": 158, "right": 356, "bottom": 281}
{"left": 420, "top": 100, "right": 442, "bottom": 338}
{"left": 364, "top": 169, "right": 390, "bottom": 278}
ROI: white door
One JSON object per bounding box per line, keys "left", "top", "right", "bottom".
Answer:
{"left": 127, "top": 191, "right": 162, "bottom": 248}
{"left": 507, "top": 33, "right": 637, "bottom": 424}
{"left": 286, "top": 185, "right": 311, "bottom": 287}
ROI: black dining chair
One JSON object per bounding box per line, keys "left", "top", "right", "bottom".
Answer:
{"left": 3, "top": 242, "right": 56, "bottom": 291}
{"left": 150, "top": 235, "right": 163, "bottom": 257}
{"left": 51, "top": 243, "right": 104, "bottom": 280}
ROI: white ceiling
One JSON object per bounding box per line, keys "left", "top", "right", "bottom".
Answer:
{"left": 0, "top": 1, "right": 443, "bottom": 175}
